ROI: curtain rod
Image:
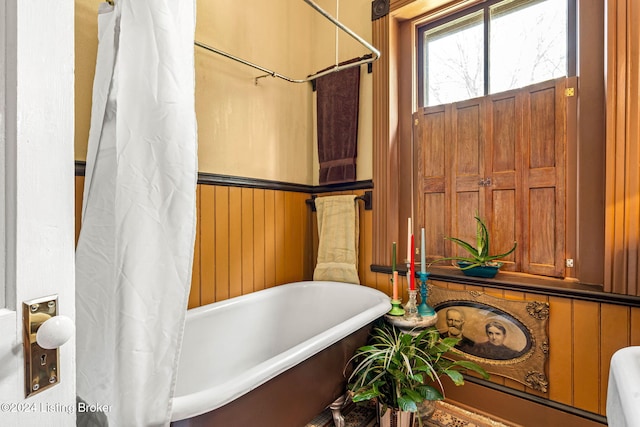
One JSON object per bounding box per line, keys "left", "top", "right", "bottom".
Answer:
{"left": 194, "top": 0, "right": 381, "bottom": 84}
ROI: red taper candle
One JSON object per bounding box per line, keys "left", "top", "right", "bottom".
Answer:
{"left": 410, "top": 234, "right": 415, "bottom": 290}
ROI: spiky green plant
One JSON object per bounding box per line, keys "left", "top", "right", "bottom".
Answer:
{"left": 432, "top": 215, "right": 517, "bottom": 270}
{"left": 345, "top": 321, "right": 488, "bottom": 420}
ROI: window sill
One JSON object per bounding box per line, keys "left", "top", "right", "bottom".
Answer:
{"left": 370, "top": 264, "right": 640, "bottom": 307}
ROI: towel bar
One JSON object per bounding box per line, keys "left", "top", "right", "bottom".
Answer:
{"left": 305, "top": 191, "right": 372, "bottom": 212}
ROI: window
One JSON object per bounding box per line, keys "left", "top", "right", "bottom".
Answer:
{"left": 414, "top": 1, "right": 576, "bottom": 278}
{"left": 419, "top": 0, "right": 570, "bottom": 107}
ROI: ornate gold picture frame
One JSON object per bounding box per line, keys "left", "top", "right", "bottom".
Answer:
{"left": 429, "top": 286, "right": 549, "bottom": 392}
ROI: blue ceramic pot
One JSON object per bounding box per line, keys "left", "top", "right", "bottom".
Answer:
{"left": 457, "top": 261, "right": 502, "bottom": 278}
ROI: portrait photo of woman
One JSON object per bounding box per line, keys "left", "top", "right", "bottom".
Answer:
{"left": 472, "top": 321, "right": 522, "bottom": 360}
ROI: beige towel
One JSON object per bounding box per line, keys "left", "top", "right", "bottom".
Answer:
{"left": 313, "top": 195, "right": 360, "bottom": 284}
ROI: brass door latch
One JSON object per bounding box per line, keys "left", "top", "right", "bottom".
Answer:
{"left": 22, "top": 295, "right": 74, "bottom": 397}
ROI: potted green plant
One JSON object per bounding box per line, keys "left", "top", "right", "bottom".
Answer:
{"left": 431, "top": 215, "right": 517, "bottom": 278}
{"left": 345, "top": 321, "right": 488, "bottom": 427}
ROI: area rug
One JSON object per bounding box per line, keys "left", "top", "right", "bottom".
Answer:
{"left": 305, "top": 401, "right": 514, "bottom": 427}
{"left": 427, "top": 401, "right": 514, "bottom": 427}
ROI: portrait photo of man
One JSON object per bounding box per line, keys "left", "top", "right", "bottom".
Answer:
{"left": 441, "top": 308, "right": 476, "bottom": 353}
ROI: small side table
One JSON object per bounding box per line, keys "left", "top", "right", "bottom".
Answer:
{"left": 383, "top": 312, "right": 438, "bottom": 335}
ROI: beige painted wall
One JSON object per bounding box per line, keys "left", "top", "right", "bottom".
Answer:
{"left": 74, "top": 0, "right": 373, "bottom": 185}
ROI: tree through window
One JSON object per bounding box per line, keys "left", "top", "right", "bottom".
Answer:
{"left": 419, "top": 0, "right": 569, "bottom": 107}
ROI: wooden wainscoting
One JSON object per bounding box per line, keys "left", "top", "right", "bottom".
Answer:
{"left": 427, "top": 279, "right": 640, "bottom": 425}
{"left": 191, "top": 185, "right": 312, "bottom": 307}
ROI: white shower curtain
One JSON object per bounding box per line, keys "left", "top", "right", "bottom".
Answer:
{"left": 75, "top": 0, "right": 197, "bottom": 426}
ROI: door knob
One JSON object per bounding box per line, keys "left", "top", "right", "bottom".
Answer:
{"left": 36, "top": 315, "right": 74, "bottom": 349}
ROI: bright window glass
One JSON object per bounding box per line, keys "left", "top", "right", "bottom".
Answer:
{"left": 420, "top": 0, "right": 568, "bottom": 107}
{"left": 489, "top": 0, "right": 567, "bottom": 93}
{"left": 423, "top": 11, "right": 484, "bottom": 106}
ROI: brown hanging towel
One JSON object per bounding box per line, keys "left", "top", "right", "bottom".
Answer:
{"left": 315, "top": 58, "right": 361, "bottom": 185}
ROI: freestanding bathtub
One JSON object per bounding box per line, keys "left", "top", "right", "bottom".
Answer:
{"left": 170, "top": 280, "right": 390, "bottom": 427}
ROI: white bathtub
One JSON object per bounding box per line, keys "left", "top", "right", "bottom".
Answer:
{"left": 170, "top": 280, "right": 390, "bottom": 425}
{"left": 607, "top": 346, "right": 640, "bottom": 427}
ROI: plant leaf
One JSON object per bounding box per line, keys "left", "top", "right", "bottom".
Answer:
{"left": 475, "top": 215, "right": 489, "bottom": 259}
{"left": 352, "top": 388, "right": 380, "bottom": 402}
{"left": 411, "top": 373, "right": 424, "bottom": 383}
{"left": 417, "top": 385, "right": 443, "bottom": 401}
{"left": 436, "top": 337, "right": 460, "bottom": 350}
{"left": 444, "top": 236, "right": 479, "bottom": 258}
{"left": 452, "top": 360, "right": 490, "bottom": 379}
{"left": 429, "top": 214, "right": 517, "bottom": 267}
{"left": 444, "top": 370, "right": 465, "bottom": 386}
{"left": 397, "top": 395, "right": 418, "bottom": 412}
{"left": 402, "top": 388, "right": 424, "bottom": 403}
{"left": 483, "top": 241, "right": 517, "bottom": 262}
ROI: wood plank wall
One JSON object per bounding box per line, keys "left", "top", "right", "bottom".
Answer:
{"left": 188, "top": 185, "right": 312, "bottom": 307}
{"left": 605, "top": 0, "right": 640, "bottom": 295}
{"left": 75, "top": 177, "right": 634, "bottom": 423}
{"left": 430, "top": 280, "right": 640, "bottom": 421}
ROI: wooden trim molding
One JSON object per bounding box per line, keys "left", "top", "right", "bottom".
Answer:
{"left": 371, "top": 263, "right": 640, "bottom": 307}
{"left": 313, "top": 180, "right": 374, "bottom": 194}
{"left": 371, "top": 14, "right": 399, "bottom": 267}
{"left": 74, "top": 161, "right": 373, "bottom": 194}
{"left": 198, "top": 172, "right": 313, "bottom": 193}
{"left": 604, "top": 0, "right": 640, "bottom": 295}
{"left": 459, "top": 377, "right": 607, "bottom": 426}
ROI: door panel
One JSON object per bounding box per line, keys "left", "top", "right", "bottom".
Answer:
{"left": 414, "top": 106, "right": 449, "bottom": 262}
{"left": 453, "top": 192, "right": 481, "bottom": 260}
{"left": 451, "top": 99, "right": 485, "bottom": 253}
{"left": 521, "top": 79, "right": 567, "bottom": 277}
{"left": 492, "top": 189, "right": 518, "bottom": 270}
{"left": 528, "top": 188, "right": 558, "bottom": 268}
{"left": 486, "top": 91, "right": 520, "bottom": 271}
{"left": 423, "top": 193, "right": 446, "bottom": 260}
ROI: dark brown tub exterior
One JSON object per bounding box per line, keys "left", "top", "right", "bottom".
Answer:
{"left": 171, "top": 324, "right": 372, "bottom": 427}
